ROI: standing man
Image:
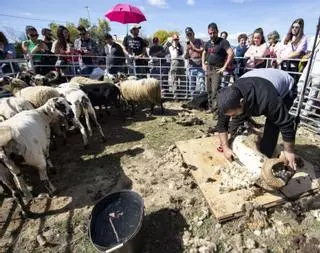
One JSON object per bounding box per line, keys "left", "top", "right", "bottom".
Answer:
{"left": 104, "top": 33, "right": 126, "bottom": 75}
{"left": 216, "top": 68, "right": 298, "bottom": 169}
{"left": 202, "top": 22, "right": 234, "bottom": 113}
{"left": 74, "top": 25, "right": 99, "bottom": 75}
{"left": 123, "top": 24, "right": 148, "bottom": 78}
{"left": 184, "top": 27, "right": 205, "bottom": 96}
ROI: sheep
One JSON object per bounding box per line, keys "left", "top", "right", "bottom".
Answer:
{"left": 30, "top": 70, "right": 60, "bottom": 86}
{"left": 14, "top": 86, "right": 60, "bottom": 108}
{"left": 115, "top": 77, "right": 164, "bottom": 115}
{"left": 70, "top": 76, "right": 120, "bottom": 117}
{"left": 0, "top": 97, "right": 34, "bottom": 122}
{"left": 0, "top": 97, "right": 76, "bottom": 199}
{"left": 56, "top": 83, "right": 105, "bottom": 145}
{"left": 6, "top": 78, "right": 89, "bottom": 146}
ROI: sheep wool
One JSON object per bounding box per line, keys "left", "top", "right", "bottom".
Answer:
{"left": 0, "top": 97, "right": 34, "bottom": 122}
{"left": 15, "top": 86, "right": 60, "bottom": 108}
{"left": 120, "top": 78, "right": 161, "bottom": 105}
{"left": 70, "top": 76, "right": 107, "bottom": 86}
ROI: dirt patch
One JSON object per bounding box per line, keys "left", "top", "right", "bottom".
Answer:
{"left": 1, "top": 101, "right": 320, "bottom": 253}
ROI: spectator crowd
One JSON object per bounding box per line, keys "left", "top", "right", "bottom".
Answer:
{"left": 0, "top": 17, "right": 319, "bottom": 112}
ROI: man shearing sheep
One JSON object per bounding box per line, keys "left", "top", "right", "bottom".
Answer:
{"left": 216, "top": 68, "right": 298, "bottom": 170}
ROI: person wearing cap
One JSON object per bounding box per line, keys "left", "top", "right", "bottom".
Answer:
{"left": 74, "top": 25, "right": 99, "bottom": 75}
{"left": 202, "top": 22, "right": 234, "bottom": 113}
{"left": 184, "top": 27, "right": 205, "bottom": 96}
{"left": 168, "top": 33, "right": 186, "bottom": 98}
{"left": 123, "top": 24, "right": 148, "bottom": 78}
{"left": 41, "top": 28, "right": 53, "bottom": 51}
{"left": 104, "top": 33, "right": 126, "bottom": 75}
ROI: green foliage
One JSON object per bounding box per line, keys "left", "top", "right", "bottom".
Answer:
{"left": 153, "top": 30, "right": 179, "bottom": 45}
{"left": 78, "top": 18, "right": 90, "bottom": 29}
{"left": 48, "top": 17, "right": 111, "bottom": 44}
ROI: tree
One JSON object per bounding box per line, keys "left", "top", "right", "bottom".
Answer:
{"left": 153, "top": 30, "right": 178, "bottom": 45}
{"left": 78, "top": 18, "right": 90, "bottom": 29}
{"left": 89, "top": 18, "right": 111, "bottom": 52}
{"left": 48, "top": 17, "right": 111, "bottom": 45}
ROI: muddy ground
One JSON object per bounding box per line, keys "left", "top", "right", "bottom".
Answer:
{"left": 1, "top": 101, "right": 320, "bottom": 253}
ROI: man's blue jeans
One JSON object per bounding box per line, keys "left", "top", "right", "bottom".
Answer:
{"left": 188, "top": 67, "right": 205, "bottom": 96}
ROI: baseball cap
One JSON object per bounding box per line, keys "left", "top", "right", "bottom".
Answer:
{"left": 185, "top": 27, "right": 194, "bottom": 34}
{"left": 130, "top": 24, "right": 141, "bottom": 31}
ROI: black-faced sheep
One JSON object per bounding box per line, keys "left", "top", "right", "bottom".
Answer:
{"left": 0, "top": 97, "right": 75, "bottom": 199}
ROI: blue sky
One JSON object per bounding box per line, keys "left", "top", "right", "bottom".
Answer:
{"left": 1, "top": 0, "right": 319, "bottom": 46}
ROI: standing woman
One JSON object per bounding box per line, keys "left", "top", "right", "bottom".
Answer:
{"left": 267, "top": 30, "right": 281, "bottom": 68}
{"left": 244, "top": 28, "right": 269, "bottom": 69}
{"left": 278, "top": 18, "right": 308, "bottom": 82}
{"left": 22, "top": 26, "right": 48, "bottom": 73}
{"left": 52, "top": 25, "right": 74, "bottom": 75}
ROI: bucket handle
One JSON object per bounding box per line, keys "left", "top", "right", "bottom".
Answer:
{"left": 104, "top": 243, "right": 124, "bottom": 253}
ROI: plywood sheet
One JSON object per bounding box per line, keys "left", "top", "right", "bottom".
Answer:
{"left": 176, "top": 136, "right": 319, "bottom": 222}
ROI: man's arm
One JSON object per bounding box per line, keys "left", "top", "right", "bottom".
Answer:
{"left": 202, "top": 50, "right": 207, "bottom": 71}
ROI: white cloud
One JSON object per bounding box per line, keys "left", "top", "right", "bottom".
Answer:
{"left": 147, "top": 0, "right": 168, "bottom": 8}
{"left": 187, "top": 0, "right": 195, "bottom": 6}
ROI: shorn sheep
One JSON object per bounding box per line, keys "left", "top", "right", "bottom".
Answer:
{"left": 115, "top": 77, "right": 164, "bottom": 115}
{"left": 0, "top": 97, "right": 34, "bottom": 122}
{"left": 0, "top": 97, "right": 75, "bottom": 200}
{"left": 57, "top": 83, "right": 106, "bottom": 145}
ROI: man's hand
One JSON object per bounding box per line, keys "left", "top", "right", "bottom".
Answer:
{"left": 216, "top": 66, "right": 226, "bottom": 74}
{"left": 202, "top": 64, "right": 207, "bottom": 72}
{"left": 223, "top": 146, "right": 236, "bottom": 162}
{"left": 283, "top": 151, "right": 297, "bottom": 170}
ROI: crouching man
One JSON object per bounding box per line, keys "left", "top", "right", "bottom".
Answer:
{"left": 216, "top": 68, "right": 298, "bottom": 170}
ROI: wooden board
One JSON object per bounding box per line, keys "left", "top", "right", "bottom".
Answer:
{"left": 176, "top": 136, "right": 319, "bottom": 222}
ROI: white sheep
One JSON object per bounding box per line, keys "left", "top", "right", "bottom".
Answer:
{"left": 115, "top": 77, "right": 164, "bottom": 115}
{"left": 0, "top": 97, "right": 77, "bottom": 199}
{"left": 57, "top": 83, "right": 105, "bottom": 145}
{"left": 14, "top": 86, "right": 60, "bottom": 108}
{"left": 0, "top": 97, "right": 34, "bottom": 122}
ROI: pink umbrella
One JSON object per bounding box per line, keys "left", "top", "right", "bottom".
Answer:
{"left": 105, "top": 3, "right": 146, "bottom": 24}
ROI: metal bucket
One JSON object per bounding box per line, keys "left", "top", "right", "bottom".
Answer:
{"left": 89, "top": 190, "right": 144, "bottom": 253}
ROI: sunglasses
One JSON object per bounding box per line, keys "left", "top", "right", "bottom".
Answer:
{"left": 29, "top": 34, "right": 39, "bottom": 37}
{"left": 292, "top": 25, "right": 300, "bottom": 29}
{"left": 79, "top": 33, "right": 86, "bottom": 36}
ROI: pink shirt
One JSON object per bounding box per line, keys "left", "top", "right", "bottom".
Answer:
{"left": 244, "top": 43, "right": 269, "bottom": 68}
{"left": 278, "top": 35, "right": 308, "bottom": 60}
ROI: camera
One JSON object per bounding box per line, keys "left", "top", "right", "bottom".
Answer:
{"left": 187, "top": 41, "right": 190, "bottom": 45}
